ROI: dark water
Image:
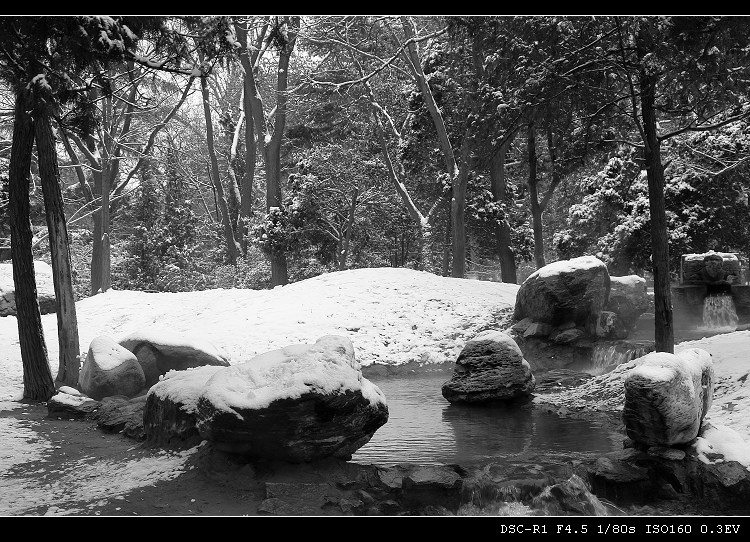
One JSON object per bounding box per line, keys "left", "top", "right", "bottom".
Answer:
{"left": 351, "top": 372, "right": 622, "bottom": 467}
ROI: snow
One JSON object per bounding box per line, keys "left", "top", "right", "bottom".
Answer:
{"left": 0, "top": 260, "right": 51, "bottom": 291}
{"left": 537, "top": 330, "right": 750, "bottom": 469}
{"left": 528, "top": 255, "right": 605, "bottom": 280}
{"left": 684, "top": 251, "right": 737, "bottom": 261}
{"left": 149, "top": 366, "right": 224, "bottom": 414}
{"left": 87, "top": 335, "right": 136, "bottom": 370}
{"left": 49, "top": 392, "right": 89, "bottom": 407}
{"left": 611, "top": 274, "right": 645, "bottom": 288}
{"left": 198, "top": 335, "right": 385, "bottom": 416}
{"left": 694, "top": 424, "right": 750, "bottom": 467}
{"left": 118, "top": 327, "right": 227, "bottom": 362}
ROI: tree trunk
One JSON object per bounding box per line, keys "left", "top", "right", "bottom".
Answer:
{"left": 8, "top": 89, "right": 55, "bottom": 401}
{"left": 34, "top": 109, "right": 81, "bottom": 387}
{"left": 200, "top": 73, "right": 240, "bottom": 264}
{"left": 442, "top": 198, "right": 451, "bottom": 276}
{"left": 640, "top": 71, "right": 674, "bottom": 353}
{"left": 491, "top": 141, "right": 517, "bottom": 283}
{"left": 451, "top": 136, "right": 472, "bottom": 278}
{"left": 90, "top": 155, "right": 103, "bottom": 295}
{"left": 527, "top": 123, "right": 546, "bottom": 269}
{"left": 264, "top": 139, "right": 288, "bottom": 285}
{"left": 99, "top": 164, "right": 112, "bottom": 292}
{"left": 224, "top": 123, "right": 242, "bottom": 235}
{"left": 339, "top": 187, "right": 358, "bottom": 271}
{"left": 263, "top": 17, "right": 299, "bottom": 287}
{"left": 240, "top": 78, "right": 256, "bottom": 252}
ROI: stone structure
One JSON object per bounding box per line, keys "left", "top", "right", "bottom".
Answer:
{"left": 672, "top": 251, "right": 750, "bottom": 327}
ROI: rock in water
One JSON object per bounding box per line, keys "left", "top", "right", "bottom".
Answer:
{"left": 195, "top": 335, "right": 388, "bottom": 462}
{"left": 441, "top": 330, "right": 535, "bottom": 404}
{"left": 623, "top": 348, "right": 714, "bottom": 447}
{"left": 79, "top": 335, "right": 146, "bottom": 401}
{"left": 513, "top": 256, "right": 610, "bottom": 327}
{"left": 118, "top": 328, "right": 230, "bottom": 388}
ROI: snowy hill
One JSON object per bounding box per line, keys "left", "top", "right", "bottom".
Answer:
{"left": 0, "top": 267, "right": 518, "bottom": 403}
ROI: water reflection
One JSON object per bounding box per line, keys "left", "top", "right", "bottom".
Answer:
{"left": 351, "top": 372, "right": 621, "bottom": 467}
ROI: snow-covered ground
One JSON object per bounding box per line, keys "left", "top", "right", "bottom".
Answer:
{"left": 0, "top": 266, "right": 749, "bottom": 514}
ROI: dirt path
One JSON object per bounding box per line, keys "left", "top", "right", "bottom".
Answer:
{"left": 0, "top": 402, "right": 268, "bottom": 516}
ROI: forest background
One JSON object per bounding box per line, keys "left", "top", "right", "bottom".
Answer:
{"left": 2, "top": 15, "right": 750, "bottom": 399}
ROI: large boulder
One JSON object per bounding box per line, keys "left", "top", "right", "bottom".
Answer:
{"left": 513, "top": 256, "right": 610, "bottom": 327}
{"left": 118, "top": 328, "right": 230, "bottom": 388}
{"left": 195, "top": 335, "right": 388, "bottom": 463}
{"left": 0, "top": 260, "right": 56, "bottom": 317}
{"left": 622, "top": 348, "right": 714, "bottom": 447}
{"left": 143, "top": 365, "right": 224, "bottom": 449}
{"left": 441, "top": 330, "right": 535, "bottom": 404}
{"left": 605, "top": 275, "right": 651, "bottom": 329}
{"left": 79, "top": 335, "right": 147, "bottom": 401}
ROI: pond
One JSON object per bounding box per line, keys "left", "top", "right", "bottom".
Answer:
{"left": 351, "top": 372, "right": 622, "bottom": 467}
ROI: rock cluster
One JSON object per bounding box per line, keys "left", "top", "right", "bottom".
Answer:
{"left": 510, "top": 257, "right": 653, "bottom": 372}
{"left": 77, "top": 330, "right": 228, "bottom": 400}
{"left": 513, "top": 257, "right": 651, "bottom": 344}
{"left": 146, "top": 335, "right": 389, "bottom": 463}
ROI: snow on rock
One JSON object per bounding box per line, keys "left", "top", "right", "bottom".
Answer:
{"left": 530, "top": 255, "right": 604, "bottom": 280}
{"left": 622, "top": 348, "right": 714, "bottom": 446}
{"left": 195, "top": 335, "right": 389, "bottom": 462}
{"left": 47, "top": 392, "right": 99, "bottom": 420}
{"left": 441, "top": 330, "right": 535, "bottom": 404}
{"left": 143, "top": 366, "right": 224, "bottom": 448}
{"left": 693, "top": 423, "right": 750, "bottom": 469}
{"left": 513, "top": 256, "right": 610, "bottom": 327}
{"left": 197, "top": 335, "right": 377, "bottom": 413}
{"left": 78, "top": 335, "right": 145, "bottom": 401}
{"left": 118, "top": 327, "right": 229, "bottom": 388}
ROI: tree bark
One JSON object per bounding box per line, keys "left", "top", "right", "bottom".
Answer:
{"left": 241, "top": 83, "right": 255, "bottom": 252}
{"left": 88, "top": 135, "right": 104, "bottom": 295}
{"left": 339, "top": 187, "right": 358, "bottom": 271}
{"left": 442, "top": 198, "right": 451, "bottom": 276}
{"left": 99, "top": 162, "right": 112, "bottom": 292}
{"left": 34, "top": 108, "right": 81, "bottom": 387}
{"left": 200, "top": 71, "right": 241, "bottom": 264}
{"left": 451, "top": 134, "right": 472, "bottom": 278}
{"left": 640, "top": 70, "right": 674, "bottom": 353}
{"left": 263, "top": 17, "right": 300, "bottom": 286}
{"left": 8, "top": 88, "right": 55, "bottom": 401}
{"left": 491, "top": 140, "right": 517, "bottom": 283}
{"left": 527, "top": 123, "right": 546, "bottom": 269}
